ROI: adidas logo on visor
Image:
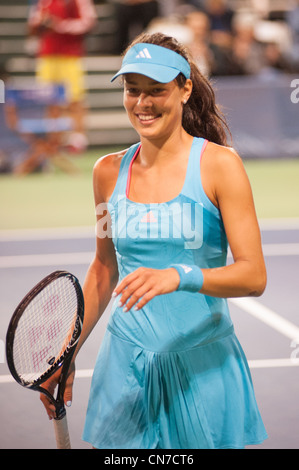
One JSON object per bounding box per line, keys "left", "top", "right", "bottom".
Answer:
{"left": 136, "top": 48, "right": 152, "bottom": 59}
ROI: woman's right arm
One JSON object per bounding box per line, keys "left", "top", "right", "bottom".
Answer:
{"left": 73, "top": 155, "right": 120, "bottom": 358}
{"left": 74, "top": 238, "right": 118, "bottom": 359}
{"left": 40, "top": 154, "right": 120, "bottom": 419}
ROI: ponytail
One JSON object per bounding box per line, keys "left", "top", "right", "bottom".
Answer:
{"left": 181, "top": 61, "right": 231, "bottom": 146}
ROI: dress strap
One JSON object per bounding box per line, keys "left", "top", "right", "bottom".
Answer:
{"left": 126, "top": 144, "right": 141, "bottom": 198}
{"left": 109, "top": 143, "right": 140, "bottom": 205}
{"left": 182, "top": 137, "right": 220, "bottom": 216}
{"left": 181, "top": 137, "right": 207, "bottom": 200}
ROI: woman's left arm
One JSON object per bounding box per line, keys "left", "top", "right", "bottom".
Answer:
{"left": 199, "top": 144, "right": 267, "bottom": 298}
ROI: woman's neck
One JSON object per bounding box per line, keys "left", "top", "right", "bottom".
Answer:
{"left": 138, "top": 129, "right": 193, "bottom": 168}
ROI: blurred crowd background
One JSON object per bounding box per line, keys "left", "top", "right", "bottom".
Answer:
{"left": 0, "top": 0, "right": 298, "bottom": 174}
{"left": 25, "top": 0, "right": 299, "bottom": 76}
{"left": 105, "top": 0, "right": 299, "bottom": 77}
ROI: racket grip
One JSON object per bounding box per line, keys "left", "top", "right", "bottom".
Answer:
{"left": 53, "top": 414, "right": 71, "bottom": 449}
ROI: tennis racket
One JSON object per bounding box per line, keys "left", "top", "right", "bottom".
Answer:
{"left": 6, "top": 270, "right": 84, "bottom": 449}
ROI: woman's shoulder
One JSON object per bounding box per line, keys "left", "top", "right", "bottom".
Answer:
{"left": 92, "top": 148, "right": 128, "bottom": 202}
{"left": 201, "top": 141, "right": 249, "bottom": 207}
{"left": 204, "top": 141, "right": 245, "bottom": 177}
{"left": 93, "top": 148, "right": 128, "bottom": 174}
{"left": 205, "top": 141, "right": 241, "bottom": 162}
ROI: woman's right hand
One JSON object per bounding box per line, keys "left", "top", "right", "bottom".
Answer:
{"left": 40, "top": 362, "right": 76, "bottom": 420}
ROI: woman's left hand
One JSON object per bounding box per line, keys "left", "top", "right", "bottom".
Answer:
{"left": 112, "top": 267, "right": 180, "bottom": 312}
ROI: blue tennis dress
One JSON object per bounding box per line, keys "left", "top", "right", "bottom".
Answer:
{"left": 82, "top": 137, "right": 267, "bottom": 449}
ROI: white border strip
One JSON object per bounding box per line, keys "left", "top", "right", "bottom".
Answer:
{"left": 262, "top": 243, "right": 299, "bottom": 256}
{"left": 226, "top": 243, "right": 299, "bottom": 259}
{"left": 1, "top": 243, "right": 299, "bottom": 269}
{"left": 0, "top": 375, "right": 14, "bottom": 384}
{"left": 0, "top": 226, "right": 95, "bottom": 241}
{"left": 230, "top": 298, "right": 299, "bottom": 341}
{"left": 1, "top": 359, "right": 299, "bottom": 384}
{"left": 0, "top": 218, "right": 298, "bottom": 242}
{"left": 258, "top": 218, "right": 299, "bottom": 230}
{"left": 0, "top": 252, "right": 94, "bottom": 268}
{"left": 248, "top": 358, "right": 299, "bottom": 369}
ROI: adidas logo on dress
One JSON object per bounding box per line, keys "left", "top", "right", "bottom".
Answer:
{"left": 140, "top": 211, "right": 157, "bottom": 223}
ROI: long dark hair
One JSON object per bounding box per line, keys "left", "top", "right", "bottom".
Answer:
{"left": 125, "top": 32, "right": 231, "bottom": 146}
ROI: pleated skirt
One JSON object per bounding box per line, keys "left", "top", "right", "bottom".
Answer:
{"left": 82, "top": 328, "right": 267, "bottom": 449}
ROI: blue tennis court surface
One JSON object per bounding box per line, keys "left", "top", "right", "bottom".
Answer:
{"left": 0, "top": 219, "right": 298, "bottom": 449}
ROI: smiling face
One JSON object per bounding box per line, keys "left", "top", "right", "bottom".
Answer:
{"left": 123, "top": 74, "right": 192, "bottom": 142}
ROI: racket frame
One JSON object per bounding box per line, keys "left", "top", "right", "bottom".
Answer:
{"left": 6, "top": 270, "right": 84, "bottom": 421}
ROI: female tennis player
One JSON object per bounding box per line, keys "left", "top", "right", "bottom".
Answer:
{"left": 41, "top": 32, "right": 268, "bottom": 449}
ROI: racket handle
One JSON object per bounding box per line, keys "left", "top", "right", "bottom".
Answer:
{"left": 53, "top": 414, "right": 71, "bottom": 449}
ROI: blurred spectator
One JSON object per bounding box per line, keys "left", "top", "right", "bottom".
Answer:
{"left": 230, "top": 13, "right": 265, "bottom": 75}
{"left": 28, "top": 0, "right": 97, "bottom": 152}
{"left": 110, "top": 0, "right": 160, "bottom": 54}
{"left": 184, "top": 10, "right": 240, "bottom": 76}
{"left": 146, "top": 4, "right": 193, "bottom": 46}
{"left": 250, "top": 0, "right": 271, "bottom": 19}
{"left": 157, "top": 0, "right": 180, "bottom": 17}
{"left": 195, "top": 0, "right": 241, "bottom": 76}
{"left": 183, "top": 0, "right": 205, "bottom": 10}
{"left": 204, "top": 0, "right": 234, "bottom": 48}
{"left": 286, "top": 0, "right": 299, "bottom": 71}
{"left": 184, "top": 11, "right": 214, "bottom": 76}
{"left": 260, "top": 41, "right": 291, "bottom": 77}
{"left": 0, "top": 62, "right": 20, "bottom": 172}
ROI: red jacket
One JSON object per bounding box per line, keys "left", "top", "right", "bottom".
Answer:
{"left": 29, "top": 0, "right": 97, "bottom": 57}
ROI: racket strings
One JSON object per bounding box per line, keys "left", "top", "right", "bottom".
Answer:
{"left": 12, "top": 277, "right": 79, "bottom": 384}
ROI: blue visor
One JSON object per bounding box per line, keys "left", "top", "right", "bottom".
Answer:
{"left": 111, "top": 43, "right": 191, "bottom": 83}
